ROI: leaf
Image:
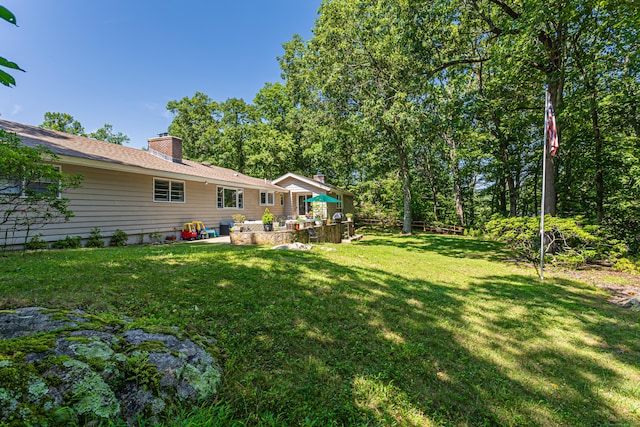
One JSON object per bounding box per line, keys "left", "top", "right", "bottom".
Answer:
{"left": 0, "top": 56, "right": 25, "bottom": 72}
{"left": 0, "top": 6, "right": 17, "bottom": 25}
{"left": 0, "top": 69, "right": 16, "bottom": 87}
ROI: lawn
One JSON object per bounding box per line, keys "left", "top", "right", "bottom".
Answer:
{"left": 1, "top": 233, "right": 639, "bottom": 426}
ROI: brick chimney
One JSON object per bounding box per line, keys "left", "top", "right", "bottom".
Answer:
{"left": 313, "top": 172, "right": 326, "bottom": 183}
{"left": 148, "top": 133, "right": 183, "bottom": 163}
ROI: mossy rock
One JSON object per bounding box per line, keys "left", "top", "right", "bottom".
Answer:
{"left": 0, "top": 307, "right": 222, "bottom": 425}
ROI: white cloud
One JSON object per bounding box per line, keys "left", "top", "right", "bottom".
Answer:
{"left": 11, "top": 104, "right": 22, "bottom": 115}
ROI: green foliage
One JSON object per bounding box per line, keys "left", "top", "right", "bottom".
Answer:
{"left": 51, "top": 235, "right": 82, "bottom": 249}
{"left": 1, "top": 236, "right": 639, "bottom": 425}
{"left": 109, "top": 229, "right": 128, "bottom": 247}
{"left": 0, "top": 130, "right": 83, "bottom": 247}
{"left": 484, "top": 215, "right": 620, "bottom": 267}
{"left": 261, "top": 208, "right": 274, "bottom": 224}
{"left": 40, "top": 112, "right": 86, "bottom": 136}
{"left": 0, "top": 5, "right": 24, "bottom": 88}
{"left": 86, "top": 227, "right": 105, "bottom": 248}
{"left": 231, "top": 214, "right": 246, "bottom": 224}
{"left": 25, "top": 234, "right": 48, "bottom": 250}
{"left": 88, "top": 124, "right": 130, "bottom": 145}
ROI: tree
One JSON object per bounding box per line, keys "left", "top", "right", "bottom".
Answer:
{"left": 0, "top": 5, "right": 24, "bottom": 87}
{"left": 0, "top": 130, "right": 82, "bottom": 248}
{"left": 167, "top": 92, "right": 221, "bottom": 161}
{"left": 301, "top": 0, "right": 424, "bottom": 233}
{"left": 89, "top": 124, "right": 130, "bottom": 145}
{"left": 40, "top": 112, "right": 86, "bottom": 136}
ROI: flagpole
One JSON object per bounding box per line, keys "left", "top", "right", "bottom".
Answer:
{"left": 539, "top": 89, "right": 549, "bottom": 280}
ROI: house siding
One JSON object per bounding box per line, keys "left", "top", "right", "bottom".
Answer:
{"left": 1, "top": 164, "right": 286, "bottom": 248}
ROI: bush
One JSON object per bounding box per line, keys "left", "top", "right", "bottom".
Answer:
{"left": 232, "top": 214, "right": 246, "bottom": 224}
{"left": 51, "top": 236, "right": 82, "bottom": 249}
{"left": 25, "top": 234, "right": 48, "bottom": 250}
{"left": 110, "top": 229, "right": 128, "bottom": 247}
{"left": 484, "top": 215, "right": 611, "bottom": 267}
{"left": 86, "top": 227, "right": 105, "bottom": 248}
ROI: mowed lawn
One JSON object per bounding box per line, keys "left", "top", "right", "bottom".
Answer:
{"left": 2, "top": 233, "right": 639, "bottom": 426}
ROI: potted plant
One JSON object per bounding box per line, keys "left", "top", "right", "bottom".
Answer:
{"left": 262, "top": 208, "right": 274, "bottom": 231}
{"left": 346, "top": 213, "right": 353, "bottom": 222}
{"left": 232, "top": 214, "right": 246, "bottom": 232}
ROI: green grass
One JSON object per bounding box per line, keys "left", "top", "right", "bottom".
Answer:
{"left": 2, "top": 233, "right": 639, "bottom": 426}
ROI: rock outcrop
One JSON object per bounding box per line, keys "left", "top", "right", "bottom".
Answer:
{"left": 0, "top": 307, "right": 222, "bottom": 426}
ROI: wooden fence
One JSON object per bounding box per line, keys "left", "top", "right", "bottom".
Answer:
{"left": 356, "top": 219, "right": 464, "bottom": 235}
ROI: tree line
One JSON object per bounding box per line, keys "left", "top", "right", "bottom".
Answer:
{"left": 164, "top": 0, "right": 638, "bottom": 250}
{"left": 6, "top": 1, "right": 638, "bottom": 254}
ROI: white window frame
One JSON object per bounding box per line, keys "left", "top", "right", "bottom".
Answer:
{"left": 279, "top": 193, "right": 284, "bottom": 206}
{"left": 0, "top": 177, "right": 22, "bottom": 195}
{"left": 2, "top": 165, "right": 63, "bottom": 199}
{"left": 153, "top": 178, "right": 185, "bottom": 203}
{"left": 260, "top": 191, "right": 275, "bottom": 206}
{"left": 217, "top": 186, "right": 244, "bottom": 209}
{"left": 336, "top": 193, "right": 343, "bottom": 210}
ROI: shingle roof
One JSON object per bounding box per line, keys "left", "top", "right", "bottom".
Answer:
{"left": 272, "top": 172, "right": 354, "bottom": 196}
{"left": 0, "top": 120, "right": 282, "bottom": 191}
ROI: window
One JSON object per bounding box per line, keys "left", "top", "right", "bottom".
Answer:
{"left": 1, "top": 166, "right": 61, "bottom": 198}
{"left": 154, "top": 178, "right": 185, "bottom": 202}
{"left": 279, "top": 193, "right": 284, "bottom": 206}
{"left": 336, "top": 193, "right": 343, "bottom": 210}
{"left": 260, "top": 191, "right": 274, "bottom": 206}
{"left": 217, "top": 186, "right": 244, "bottom": 209}
{"left": 0, "top": 178, "right": 21, "bottom": 195}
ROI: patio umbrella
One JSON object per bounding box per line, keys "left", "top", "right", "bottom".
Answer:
{"left": 303, "top": 194, "right": 342, "bottom": 221}
{"left": 303, "top": 194, "right": 341, "bottom": 203}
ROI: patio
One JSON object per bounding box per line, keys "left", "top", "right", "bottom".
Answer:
{"left": 230, "top": 223, "right": 347, "bottom": 246}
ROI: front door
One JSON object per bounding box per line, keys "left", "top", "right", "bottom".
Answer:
{"left": 298, "top": 195, "right": 308, "bottom": 215}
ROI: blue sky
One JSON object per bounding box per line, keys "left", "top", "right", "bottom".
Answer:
{"left": 0, "top": 1, "right": 320, "bottom": 148}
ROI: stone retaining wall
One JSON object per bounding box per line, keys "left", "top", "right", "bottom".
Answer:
{"left": 230, "top": 224, "right": 344, "bottom": 246}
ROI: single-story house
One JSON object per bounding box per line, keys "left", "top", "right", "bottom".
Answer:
{"left": 0, "top": 120, "right": 355, "bottom": 249}
{"left": 0, "top": 119, "right": 290, "bottom": 248}
{"left": 272, "top": 172, "right": 354, "bottom": 220}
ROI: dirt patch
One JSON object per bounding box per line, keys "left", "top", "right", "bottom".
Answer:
{"left": 559, "top": 269, "right": 640, "bottom": 309}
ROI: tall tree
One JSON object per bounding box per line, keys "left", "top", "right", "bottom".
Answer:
{"left": 167, "top": 92, "right": 221, "bottom": 161}
{"left": 40, "top": 112, "right": 85, "bottom": 136}
{"left": 89, "top": 124, "right": 130, "bottom": 145}
{"left": 303, "top": 0, "right": 424, "bottom": 233}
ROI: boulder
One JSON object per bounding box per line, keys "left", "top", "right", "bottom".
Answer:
{"left": 0, "top": 307, "right": 222, "bottom": 426}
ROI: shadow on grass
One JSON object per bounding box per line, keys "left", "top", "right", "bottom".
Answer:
{"left": 357, "top": 232, "right": 515, "bottom": 263}
{"left": 1, "top": 239, "right": 639, "bottom": 426}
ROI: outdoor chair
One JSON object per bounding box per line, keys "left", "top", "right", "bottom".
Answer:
{"left": 308, "top": 227, "right": 321, "bottom": 243}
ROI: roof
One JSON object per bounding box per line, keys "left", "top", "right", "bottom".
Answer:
{"left": 0, "top": 120, "right": 283, "bottom": 191}
{"left": 272, "top": 172, "right": 354, "bottom": 196}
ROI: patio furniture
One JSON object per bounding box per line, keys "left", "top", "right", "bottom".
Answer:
{"left": 308, "top": 227, "right": 321, "bottom": 243}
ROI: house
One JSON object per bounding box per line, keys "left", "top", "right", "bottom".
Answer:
{"left": 272, "top": 172, "right": 354, "bottom": 220}
{"left": 0, "top": 120, "right": 289, "bottom": 248}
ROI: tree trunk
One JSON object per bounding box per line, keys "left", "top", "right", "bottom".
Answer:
{"left": 588, "top": 82, "right": 604, "bottom": 223}
{"left": 399, "top": 148, "right": 413, "bottom": 234}
{"left": 544, "top": 83, "right": 563, "bottom": 216}
{"left": 445, "top": 135, "right": 464, "bottom": 226}
{"left": 391, "top": 130, "right": 413, "bottom": 234}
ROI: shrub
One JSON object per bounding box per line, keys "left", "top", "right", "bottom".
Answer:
{"left": 110, "top": 229, "right": 128, "bottom": 247}
{"left": 261, "top": 208, "right": 274, "bottom": 224}
{"left": 51, "top": 236, "right": 82, "bottom": 249}
{"left": 25, "top": 234, "right": 48, "bottom": 250}
{"left": 232, "top": 214, "right": 246, "bottom": 224}
{"left": 484, "top": 215, "right": 609, "bottom": 267}
{"left": 86, "top": 227, "right": 105, "bottom": 248}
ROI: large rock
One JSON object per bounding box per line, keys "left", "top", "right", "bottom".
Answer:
{"left": 0, "top": 307, "right": 222, "bottom": 426}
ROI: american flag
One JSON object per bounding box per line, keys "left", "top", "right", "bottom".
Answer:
{"left": 546, "top": 102, "right": 558, "bottom": 156}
